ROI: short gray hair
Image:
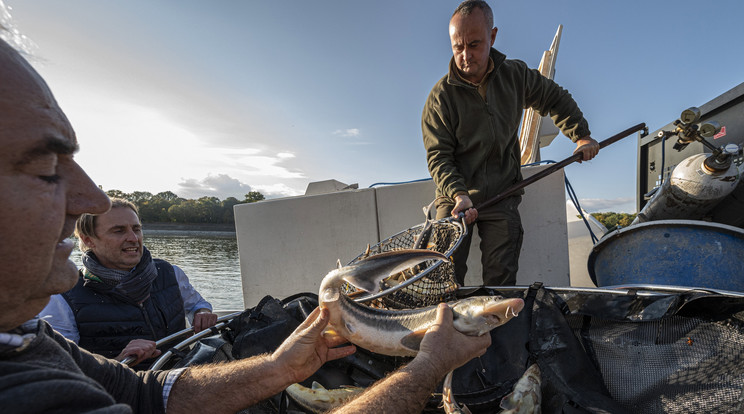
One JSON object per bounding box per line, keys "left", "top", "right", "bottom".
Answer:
{"left": 1, "top": 3, "right": 36, "bottom": 56}
{"left": 452, "top": 1, "right": 494, "bottom": 28}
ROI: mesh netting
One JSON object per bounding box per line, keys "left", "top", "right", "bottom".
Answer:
{"left": 563, "top": 302, "right": 744, "bottom": 413}
{"left": 162, "top": 286, "right": 744, "bottom": 413}
{"left": 343, "top": 218, "right": 464, "bottom": 309}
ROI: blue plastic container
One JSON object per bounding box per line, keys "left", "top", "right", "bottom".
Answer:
{"left": 588, "top": 220, "right": 744, "bottom": 291}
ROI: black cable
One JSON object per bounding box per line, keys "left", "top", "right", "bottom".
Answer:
{"left": 660, "top": 134, "right": 667, "bottom": 187}
{"left": 523, "top": 160, "right": 599, "bottom": 244}
{"left": 565, "top": 175, "right": 599, "bottom": 244}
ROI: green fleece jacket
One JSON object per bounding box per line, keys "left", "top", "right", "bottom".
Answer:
{"left": 422, "top": 48, "right": 591, "bottom": 207}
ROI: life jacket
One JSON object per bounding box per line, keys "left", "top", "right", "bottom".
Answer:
{"left": 63, "top": 259, "right": 186, "bottom": 367}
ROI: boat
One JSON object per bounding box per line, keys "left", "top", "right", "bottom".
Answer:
{"left": 169, "top": 30, "right": 744, "bottom": 413}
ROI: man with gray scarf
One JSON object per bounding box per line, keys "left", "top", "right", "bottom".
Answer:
{"left": 40, "top": 198, "right": 218, "bottom": 369}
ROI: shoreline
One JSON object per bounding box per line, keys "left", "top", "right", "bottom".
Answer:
{"left": 142, "top": 222, "right": 236, "bottom": 233}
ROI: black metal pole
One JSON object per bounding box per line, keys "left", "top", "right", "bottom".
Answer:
{"left": 475, "top": 122, "right": 647, "bottom": 211}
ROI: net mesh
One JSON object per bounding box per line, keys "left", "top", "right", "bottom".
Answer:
{"left": 342, "top": 219, "right": 464, "bottom": 309}
{"left": 564, "top": 310, "right": 744, "bottom": 413}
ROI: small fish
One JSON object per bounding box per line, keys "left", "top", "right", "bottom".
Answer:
{"left": 319, "top": 249, "right": 525, "bottom": 357}
{"left": 411, "top": 216, "right": 433, "bottom": 250}
{"left": 499, "top": 363, "right": 542, "bottom": 414}
{"left": 442, "top": 362, "right": 542, "bottom": 414}
{"left": 412, "top": 201, "right": 436, "bottom": 250}
{"left": 442, "top": 370, "right": 473, "bottom": 414}
{"left": 286, "top": 381, "right": 364, "bottom": 414}
{"left": 361, "top": 243, "right": 372, "bottom": 259}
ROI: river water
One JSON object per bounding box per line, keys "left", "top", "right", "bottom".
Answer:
{"left": 71, "top": 230, "right": 245, "bottom": 311}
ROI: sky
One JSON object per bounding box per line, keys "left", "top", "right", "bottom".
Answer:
{"left": 2, "top": 0, "right": 743, "bottom": 213}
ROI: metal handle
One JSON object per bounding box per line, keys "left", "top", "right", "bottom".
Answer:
{"left": 475, "top": 123, "right": 647, "bottom": 211}
{"left": 121, "top": 311, "right": 242, "bottom": 367}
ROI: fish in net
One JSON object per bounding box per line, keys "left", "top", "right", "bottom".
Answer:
{"left": 342, "top": 218, "right": 466, "bottom": 310}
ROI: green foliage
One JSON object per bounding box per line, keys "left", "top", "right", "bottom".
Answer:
{"left": 104, "top": 189, "right": 265, "bottom": 224}
{"left": 221, "top": 197, "right": 241, "bottom": 224}
{"left": 590, "top": 212, "right": 637, "bottom": 230}
{"left": 244, "top": 191, "right": 265, "bottom": 203}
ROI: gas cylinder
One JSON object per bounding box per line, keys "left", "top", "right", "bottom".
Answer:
{"left": 633, "top": 152, "right": 740, "bottom": 224}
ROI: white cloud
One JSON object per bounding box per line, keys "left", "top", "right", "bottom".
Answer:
{"left": 333, "top": 128, "right": 360, "bottom": 137}
{"left": 193, "top": 147, "right": 306, "bottom": 180}
{"left": 576, "top": 197, "right": 636, "bottom": 214}
{"left": 177, "top": 174, "right": 254, "bottom": 200}
{"left": 176, "top": 173, "right": 305, "bottom": 200}
{"left": 252, "top": 183, "right": 304, "bottom": 199}
{"left": 58, "top": 85, "right": 307, "bottom": 199}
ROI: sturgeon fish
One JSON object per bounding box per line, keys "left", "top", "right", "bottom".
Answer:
{"left": 316, "top": 249, "right": 524, "bottom": 413}
{"left": 319, "top": 249, "right": 524, "bottom": 357}
{"left": 286, "top": 381, "right": 364, "bottom": 414}
{"left": 442, "top": 358, "right": 542, "bottom": 414}
{"left": 499, "top": 363, "right": 542, "bottom": 414}
{"left": 442, "top": 370, "right": 473, "bottom": 414}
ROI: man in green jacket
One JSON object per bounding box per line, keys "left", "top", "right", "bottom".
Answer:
{"left": 422, "top": 0, "right": 600, "bottom": 286}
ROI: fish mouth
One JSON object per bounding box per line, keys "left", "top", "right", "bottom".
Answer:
{"left": 483, "top": 297, "right": 525, "bottom": 325}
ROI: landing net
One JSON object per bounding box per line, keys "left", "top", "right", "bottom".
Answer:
{"left": 342, "top": 217, "right": 465, "bottom": 309}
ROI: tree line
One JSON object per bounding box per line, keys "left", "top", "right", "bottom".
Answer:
{"left": 590, "top": 212, "right": 637, "bottom": 230}
{"left": 105, "top": 190, "right": 265, "bottom": 224}
{"left": 109, "top": 188, "right": 635, "bottom": 228}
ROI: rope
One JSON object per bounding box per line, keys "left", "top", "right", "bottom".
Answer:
{"left": 368, "top": 178, "right": 432, "bottom": 188}
{"left": 522, "top": 160, "right": 599, "bottom": 244}
{"left": 660, "top": 134, "right": 667, "bottom": 187}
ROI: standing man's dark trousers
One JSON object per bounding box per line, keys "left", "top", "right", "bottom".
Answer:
{"left": 435, "top": 196, "right": 524, "bottom": 286}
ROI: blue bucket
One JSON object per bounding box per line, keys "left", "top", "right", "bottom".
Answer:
{"left": 588, "top": 220, "right": 744, "bottom": 291}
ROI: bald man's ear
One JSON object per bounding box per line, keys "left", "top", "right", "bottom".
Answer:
{"left": 490, "top": 27, "right": 498, "bottom": 45}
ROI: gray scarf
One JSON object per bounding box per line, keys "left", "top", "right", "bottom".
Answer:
{"left": 81, "top": 247, "right": 158, "bottom": 305}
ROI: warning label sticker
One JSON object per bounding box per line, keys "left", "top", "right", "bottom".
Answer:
{"left": 714, "top": 126, "right": 727, "bottom": 139}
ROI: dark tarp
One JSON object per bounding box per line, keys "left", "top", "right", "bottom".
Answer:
{"left": 168, "top": 285, "right": 744, "bottom": 413}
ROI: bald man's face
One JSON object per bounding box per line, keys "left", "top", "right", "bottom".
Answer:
{"left": 0, "top": 41, "right": 110, "bottom": 330}
{"left": 449, "top": 8, "right": 497, "bottom": 84}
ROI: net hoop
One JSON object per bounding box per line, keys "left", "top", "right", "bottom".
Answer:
{"left": 344, "top": 214, "right": 468, "bottom": 308}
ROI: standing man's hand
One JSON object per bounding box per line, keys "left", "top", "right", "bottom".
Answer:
{"left": 115, "top": 339, "right": 161, "bottom": 366}
{"left": 573, "top": 136, "right": 600, "bottom": 162}
{"left": 193, "top": 309, "right": 218, "bottom": 333}
{"left": 271, "top": 307, "right": 356, "bottom": 384}
{"left": 451, "top": 194, "right": 478, "bottom": 224}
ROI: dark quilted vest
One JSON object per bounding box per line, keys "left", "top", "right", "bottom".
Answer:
{"left": 63, "top": 259, "right": 186, "bottom": 363}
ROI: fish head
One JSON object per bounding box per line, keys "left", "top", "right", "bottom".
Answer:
{"left": 451, "top": 296, "right": 524, "bottom": 335}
